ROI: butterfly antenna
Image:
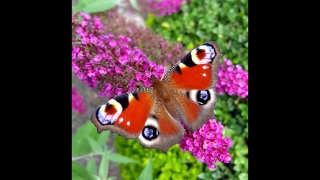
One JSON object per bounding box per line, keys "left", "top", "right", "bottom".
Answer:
{"left": 157, "top": 42, "right": 163, "bottom": 66}
{"left": 157, "top": 42, "right": 167, "bottom": 80}
{"left": 121, "top": 63, "right": 146, "bottom": 77}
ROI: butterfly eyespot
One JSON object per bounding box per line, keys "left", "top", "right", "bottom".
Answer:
{"left": 196, "top": 90, "right": 211, "bottom": 105}
{"left": 142, "top": 126, "right": 159, "bottom": 141}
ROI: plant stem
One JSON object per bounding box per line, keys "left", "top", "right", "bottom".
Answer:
{"left": 72, "top": 152, "right": 103, "bottom": 161}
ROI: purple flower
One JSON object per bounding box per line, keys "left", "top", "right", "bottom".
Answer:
{"left": 146, "top": 0, "right": 186, "bottom": 16}
{"left": 179, "top": 119, "right": 233, "bottom": 170}
{"left": 72, "top": 13, "right": 165, "bottom": 99}
{"left": 215, "top": 59, "right": 248, "bottom": 98}
{"left": 72, "top": 86, "right": 87, "bottom": 114}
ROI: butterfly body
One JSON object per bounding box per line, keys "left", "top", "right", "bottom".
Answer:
{"left": 91, "top": 42, "right": 222, "bottom": 152}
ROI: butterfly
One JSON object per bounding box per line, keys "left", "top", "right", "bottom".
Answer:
{"left": 91, "top": 42, "right": 222, "bottom": 152}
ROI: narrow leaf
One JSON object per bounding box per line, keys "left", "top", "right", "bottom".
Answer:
{"left": 107, "top": 176, "right": 116, "bottom": 180}
{"left": 97, "top": 131, "right": 110, "bottom": 147}
{"left": 86, "top": 158, "right": 97, "bottom": 175}
{"left": 91, "top": 175, "right": 101, "bottom": 180}
{"left": 72, "top": 161, "right": 95, "bottom": 180}
{"left": 99, "top": 149, "right": 109, "bottom": 179}
{"left": 72, "top": 121, "right": 97, "bottom": 156}
{"left": 129, "top": 0, "right": 140, "bottom": 11}
{"left": 83, "top": 0, "right": 118, "bottom": 14}
{"left": 109, "top": 153, "right": 138, "bottom": 163}
{"left": 138, "top": 154, "right": 153, "bottom": 180}
{"left": 87, "top": 137, "right": 103, "bottom": 153}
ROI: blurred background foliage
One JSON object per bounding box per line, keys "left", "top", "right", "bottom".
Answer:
{"left": 115, "top": 138, "right": 203, "bottom": 180}
{"left": 146, "top": 0, "right": 248, "bottom": 71}
{"left": 72, "top": 0, "right": 248, "bottom": 179}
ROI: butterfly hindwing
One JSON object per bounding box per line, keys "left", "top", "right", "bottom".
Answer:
{"left": 138, "top": 103, "right": 185, "bottom": 152}
{"left": 182, "top": 88, "right": 217, "bottom": 131}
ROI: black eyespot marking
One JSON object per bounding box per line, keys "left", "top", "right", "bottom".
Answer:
{"left": 95, "top": 107, "right": 113, "bottom": 125}
{"left": 142, "top": 126, "right": 159, "bottom": 141}
{"left": 180, "top": 52, "right": 196, "bottom": 67}
{"left": 95, "top": 108, "right": 100, "bottom": 119}
{"left": 196, "top": 90, "right": 211, "bottom": 105}
{"left": 132, "top": 92, "right": 139, "bottom": 101}
{"left": 114, "top": 93, "right": 129, "bottom": 111}
{"left": 105, "top": 102, "right": 112, "bottom": 110}
{"left": 203, "top": 43, "right": 214, "bottom": 49}
{"left": 186, "top": 91, "right": 190, "bottom": 99}
{"left": 152, "top": 114, "right": 158, "bottom": 120}
{"left": 175, "top": 65, "right": 182, "bottom": 74}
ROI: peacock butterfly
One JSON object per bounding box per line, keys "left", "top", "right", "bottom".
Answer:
{"left": 90, "top": 42, "right": 222, "bottom": 152}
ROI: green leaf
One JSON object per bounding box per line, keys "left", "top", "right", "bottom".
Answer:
{"left": 72, "top": 5, "right": 83, "bottom": 14}
{"left": 91, "top": 175, "right": 101, "bottom": 180}
{"left": 86, "top": 158, "right": 97, "bottom": 175}
{"left": 129, "top": 0, "right": 140, "bottom": 11}
{"left": 97, "top": 131, "right": 110, "bottom": 147}
{"left": 83, "top": 0, "right": 118, "bottom": 14}
{"left": 72, "top": 161, "right": 95, "bottom": 180}
{"left": 79, "top": 0, "right": 96, "bottom": 6}
{"left": 87, "top": 137, "right": 103, "bottom": 153}
{"left": 109, "top": 153, "right": 138, "bottom": 163}
{"left": 72, "top": 121, "right": 97, "bottom": 156}
{"left": 138, "top": 154, "right": 153, "bottom": 180}
{"left": 197, "top": 173, "right": 208, "bottom": 179}
{"left": 238, "top": 172, "right": 248, "bottom": 180}
{"left": 107, "top": 177, "right": 116, "bottom": 180}
{"left": 99, "top": 148, "right": 109, "bottom": 179}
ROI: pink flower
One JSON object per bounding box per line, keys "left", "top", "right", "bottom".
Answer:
{"left": 179, "top": 119, "right": 233, "bottom": 170}
{"left": 72, "top": 13, "right": 165, "bottom": 99}
{"left": 146, "top": 0, "right": 186, "bottom": 16}
{"left": 72, "top": 86, "right": 87, "bottom": 114}
{"left": 215, "top": 58, "right": 248, "bottom": 98}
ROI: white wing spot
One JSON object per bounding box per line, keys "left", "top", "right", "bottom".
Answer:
{"left": 127, "top": 121, "right": 130, "bottom": 126}
{"left": 202, "top": 65, "right": 209, "bottom": 69}
{"left": 119, "top": 118, "right": 124, "bottom": 124}
{"left": 203, "top": 73, "right": 207, "bottom": 77}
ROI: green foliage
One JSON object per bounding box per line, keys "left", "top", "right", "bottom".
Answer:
{"left": 72, "top": 121, "right": 146, "bottom": 180}
{"left": 114, "top": 136, "right": 203, "bottom": 180}
{"left": 146, "top": 0, "right": 248, "bottom": 70}
{"left": 72, "top": 0, "right": 119, "bottom": 14}
{"left": 214, "top": 94, "right": 248, "bottom": 179}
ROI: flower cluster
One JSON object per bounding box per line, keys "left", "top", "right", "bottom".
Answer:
{"left": 98, "top": 10, "right": 186, "bottom": 66}
{"left": 180, "top": 119, "right": 232, "bottom": 170}
{"left": 72, "top": 13, "right": 165, "bottom": 98}
{"left": 72, "top": 86, "right": 87, "bottom": 114}
{"left": 134, "top": 0, "right": 186, "bottom": 17}
{"left": 215, "top": 58, "right": 248, "bottom": 98}
{"left": 147, "top": 0, "right": 186, "bottom": 16}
